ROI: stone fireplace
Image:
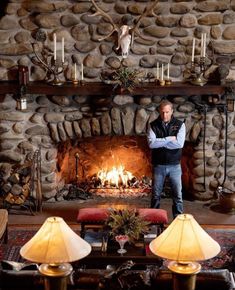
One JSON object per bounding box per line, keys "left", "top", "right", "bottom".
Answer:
{"left": 1, "top": 88, "right": 235, "bottom": 203}
{"left": 1, "top": 91, "right": 158, "bottom": 202}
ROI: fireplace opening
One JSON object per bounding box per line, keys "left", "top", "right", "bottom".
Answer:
{"left": 56, "top": 136, "right": 193, "bottom": 201}
{"left": 57, "top": 136, "right": 152, "bottom": 198}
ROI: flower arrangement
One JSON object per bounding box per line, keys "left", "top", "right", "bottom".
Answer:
{"left": 106, "top": 208, "right": 149, "bottom": 243}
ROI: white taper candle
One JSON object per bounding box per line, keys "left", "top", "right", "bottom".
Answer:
{"left": 203, "top": 33, "right": 206, "bottom": 57}
{"left": 61, "top": 37, "right": 64, "bottom": 63}
{"left": 74, "top": 63, "right": 77, "bottom": 80}
{"left": 192, "top": 38, "right": 195, "bottom": 62}
{"left": 200, "top": 33, "right": 204, "bottom": 57}
{"left": 53, "top": 33, "right": 56, "bottom": 61}
{"left": 81, "top": 63, "right": 84, "bottom": 80}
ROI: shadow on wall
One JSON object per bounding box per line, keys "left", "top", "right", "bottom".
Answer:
{"left": 0, "top": 0, "right": 8, "bottom": 19}
{"left": 181, "top": 141, "right": 197, "bottom": 201}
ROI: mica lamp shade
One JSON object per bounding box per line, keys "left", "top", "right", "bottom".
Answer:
{"left": 20, "top": 216, "right": 91, "bottom": 264}
{"left": 149, "top": 213, "right": 221, "bottom": 263}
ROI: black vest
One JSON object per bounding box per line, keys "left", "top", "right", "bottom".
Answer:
{"left": 150, "top": 116, "right": 183, "bottom": 165}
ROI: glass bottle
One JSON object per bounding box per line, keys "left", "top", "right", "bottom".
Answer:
{"left": 18, "top": 65, "right": 29, "bottom": 86}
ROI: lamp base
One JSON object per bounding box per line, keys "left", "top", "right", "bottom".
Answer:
{"left": 168, "top": 261, "right": 201, "bottom": 290}
{"left": 39, "top": 263, "right": 73, "bottom": 290}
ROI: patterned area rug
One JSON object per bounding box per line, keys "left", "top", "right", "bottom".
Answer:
{"left": 201, "top": 228, "right": 235, "bottom": 271}
{"left": 1, "top": 226, "right": 235, "bottom": 271}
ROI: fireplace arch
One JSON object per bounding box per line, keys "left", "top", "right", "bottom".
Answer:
{"left": 57, "top": 135, "right": 152, "bottom": 198}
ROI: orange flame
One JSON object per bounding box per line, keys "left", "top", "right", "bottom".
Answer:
{"left": 97, "top": 165, "right": 134, "bottom": 188}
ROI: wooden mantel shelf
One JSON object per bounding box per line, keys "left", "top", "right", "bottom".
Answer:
{"left": 0, "top": 81, "right": 227, "bottom": 96}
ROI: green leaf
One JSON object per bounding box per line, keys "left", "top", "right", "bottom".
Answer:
{"left": 106, "top": 208, "right": 150, "bottom": 243}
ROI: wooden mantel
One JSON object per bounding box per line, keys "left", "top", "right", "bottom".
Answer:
{"left": 0, "top": 81, "right": 227, "bottom": 96}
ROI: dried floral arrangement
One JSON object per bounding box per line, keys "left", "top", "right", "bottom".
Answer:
{"left": 113, "top": 66, "right": 140, "bottom": 91}
{"left": 106, "top": 208, "right": 149, "bottom": 243}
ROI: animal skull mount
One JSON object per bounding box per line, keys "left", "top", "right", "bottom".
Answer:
{"left": 90, "top": 0, "right": 158, "bottom": 58}
{"left": 118, "top": 25, "right": 131, "bottom": 58}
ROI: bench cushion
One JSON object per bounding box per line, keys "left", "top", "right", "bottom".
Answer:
{"left": 77, "top": 208, "right": 168, "bottom": 224}
{"left": 77, "top": 208, "right": 109, "bottom": 223}
{"left": 138, "top": 208, "right": 168, "bottom": 224}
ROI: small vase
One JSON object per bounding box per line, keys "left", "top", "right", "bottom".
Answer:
{"left": 115, "top": 235, "right": 129, "bottom": 254}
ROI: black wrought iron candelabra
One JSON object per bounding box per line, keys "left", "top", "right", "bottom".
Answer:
{"left": 32, "top": 42, "right": 67, "bottom": 86}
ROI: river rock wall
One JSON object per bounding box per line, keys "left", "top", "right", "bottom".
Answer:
{"left": 0, "top": 92, "right": 234, "bottom": 202}
{"left": 0, "top": 0, "right": 235, "bottom": 82}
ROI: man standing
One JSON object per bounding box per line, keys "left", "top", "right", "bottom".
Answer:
{"left": 147, "top": 100, "right": 186, "bottom": 219}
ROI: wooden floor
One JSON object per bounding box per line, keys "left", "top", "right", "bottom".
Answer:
{"left": 6, "top": 196, "right": 235, "bottom": 227}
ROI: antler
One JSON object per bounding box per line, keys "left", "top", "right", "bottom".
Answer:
{"left": 89, "top": 0, "right": 158, "bottom": 58}
{"left": 90, "top": 0, "right": 119, "bottom": 41}
{"left": 131, "top": 0, "right": 158, "bottom": 41}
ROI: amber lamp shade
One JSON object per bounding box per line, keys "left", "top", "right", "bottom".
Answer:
{"left": 20, "top": 216, "right": 91, "bottom": 290}
{"left": 149, "top": 214, "right": 221, "bottom": 290}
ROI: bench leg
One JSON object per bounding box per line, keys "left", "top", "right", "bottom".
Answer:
{"left": 150, "top": 223, "right": 165, "bottom": 236}
{"left": 157, "top": 224, "right": 164, "bottom": 235}
{"left": 80, "top": 223, "right": 86, "bottom": 238}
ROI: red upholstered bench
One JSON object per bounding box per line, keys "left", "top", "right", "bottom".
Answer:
{"left": 138, "top": 208, "right": 168, "bottom": 235}
{"left": 77, "top": 208, "right": 109, "bottom": 238}
{"left": 77, "top": 207, "right": 168, "bottom": 238}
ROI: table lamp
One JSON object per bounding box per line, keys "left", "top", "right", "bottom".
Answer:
{"left": 149, "top": 213, "right": 221, "bottom": 290}
{"left": 20, "top": 216, "right": 91, "bottom": 290}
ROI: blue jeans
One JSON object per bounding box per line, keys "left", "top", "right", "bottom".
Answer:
{"left": 151, "top": 164, "right": 183, "bottom": 219}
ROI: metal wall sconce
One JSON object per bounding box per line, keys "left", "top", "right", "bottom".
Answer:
{"left": 16, "top": 85, "right": 27, "bottom": 111}
{"left": 226, "top": 97, "right": 234, "bottom": 112}
{"left": 17, "top": 97, "right": 27, "bottom": 110}
{"left": 224, "top": 85, "right": 235, "bottom": 112}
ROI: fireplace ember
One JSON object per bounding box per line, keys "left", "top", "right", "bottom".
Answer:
{"left": 88, "top": 165, "right": 151, "bottom": 198}
{"left": 97, "top": 165, "right": 134, "bottom": 188}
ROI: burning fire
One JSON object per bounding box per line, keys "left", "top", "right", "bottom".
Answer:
{"left": 97, "top": 165, "right": 134, "bottom": 188}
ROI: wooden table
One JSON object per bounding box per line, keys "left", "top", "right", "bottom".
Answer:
{"left": 76, "top": 240, "right": 162, "bottom": 269}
